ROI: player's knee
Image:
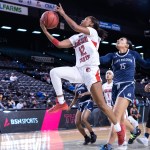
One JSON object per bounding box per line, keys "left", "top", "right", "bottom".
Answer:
{"left": 81, "top": 117, "right": 87, "bottom": 124}
{"left": 114, "top": 109, "right": 122, "bottom": 120}
{"left": 50, "top": 68, "right": 57, "bottom": 78}
{"left": 75, "top": 120, "right": 81, "bottom": 127}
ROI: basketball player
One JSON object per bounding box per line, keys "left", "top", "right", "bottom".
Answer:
{"left": 137, "top": 83, "right": 150, "bottom": 146}
{"left": 101, "top": 70, "right": 140, "bottom": 149}
{"left": 40, "top": 3, "right": 124, "bottom": 144}
{"left": 68, "top": 84, "right": 96, "bottom": 145}
{"left": 99, "top": 37, "right": 150, "bottom": 150}
{"left": 102, "top": 70, "right": 114, "bottom": 108}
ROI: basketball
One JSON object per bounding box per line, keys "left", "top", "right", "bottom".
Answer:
{"left": 40, "top": 11, "right": 59, "bottom": 29}
{"left": 144, "top": 83, "right": 150, "bottom": 92}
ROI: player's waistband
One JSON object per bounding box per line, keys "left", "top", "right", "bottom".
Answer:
{"left": 78, "top": 99, "right": 92, "bottom": 104}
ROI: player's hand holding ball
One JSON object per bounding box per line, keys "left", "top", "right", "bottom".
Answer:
{"left": 144, "top": 83, "right": 150, "bottom": 92}
{"left": 40, "top": 9, "right": 59, "bottom": 30}
{"left": 56, "top": 3, "right": 66, "bottom": 17}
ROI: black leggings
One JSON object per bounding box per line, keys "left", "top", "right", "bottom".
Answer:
{"left": 146, "top": 108, "right": 150, "bottom": 128}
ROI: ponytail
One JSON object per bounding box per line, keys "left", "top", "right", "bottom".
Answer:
{"left": 127, "top": 39, "right": 135, "bottom": 50}
{"left": 97, "top": 28, "right": 108, "bottom": 41}
{"left": 89, "top": 16, "right": 108, "bottom": 40}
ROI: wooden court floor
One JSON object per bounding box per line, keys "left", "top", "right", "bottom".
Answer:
{"left": 0, "top": 124, "right": 149, "bottom": 150}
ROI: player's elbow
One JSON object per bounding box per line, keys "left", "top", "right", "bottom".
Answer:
{"left": 56, "top": 44, "right": 62, "bottom": 49}
{"left": 54, "top": 42, "right": 63, "bottom": 48}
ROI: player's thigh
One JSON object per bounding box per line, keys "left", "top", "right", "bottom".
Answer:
{"left": 51, "top": 66, "right": 84, "bottom": 83}
{"left": 75, "top": 110, "right": 82, "bottom": 125}
{"left": 113, "top": 97, "right": 130, "bottom": 121}
{"left": 81, "top": 101, "right": 93, "bottom": 120}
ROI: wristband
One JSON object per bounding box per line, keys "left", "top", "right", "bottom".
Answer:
{"left": 52, "top": 38, "right": 60, "bottom": 46}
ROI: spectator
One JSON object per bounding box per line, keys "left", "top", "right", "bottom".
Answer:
{"left": 130, "top": 104, "right": 141, "bottom": 120}
{"left": 36, "top": 91, "right": 45, "bottom": 100}
{"left": 133, "top": 97, "right": 139, "bottom": 106}
{"left": 10, "top": 73, "right": 18, "bottom": 82}
{"left": 7, "top": 99, "right": 16, "bottom": 109}
{"left": 47, "top": 98, "right": 53, "bottom": 109}
{"left": 140, "top": 76, "right": 149, "bottom": 84}
{"left": 1, "top": 74, "right": 10, "bottom": 82}
{"left": 23, "top": 101, "right": 28, "bottom": 108}
{"left": 16, "top": 99, "right": 24, "bottom": 109}
{"left": 43, "top": 74, "right": 51, "bottom": 84}
{"left": 29, "top": 98, "right": 38, "bottom": 108}
{"left": 0, "top": 94, "right": 6, "bottom": 110}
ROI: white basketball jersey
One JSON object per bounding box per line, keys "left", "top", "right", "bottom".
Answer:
{"left": 69, "top": 27, "right": 101, "bottom": 67}
{"left": 102, "top": 81, "right": 113, "bottom": 108}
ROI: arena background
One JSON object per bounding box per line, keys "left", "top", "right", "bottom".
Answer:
{"left": 0, "top": 0, "right": 150, "bottom": 149}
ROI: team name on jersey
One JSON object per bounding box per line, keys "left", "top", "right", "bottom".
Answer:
{"left": 103, "top": 89, "right": 112, "bottom": 93}
{"left": 74, "top": 36, "right": 88, "bottom": 48}
{"left": 114, "top": 58, "right": 133, "bottom": 64}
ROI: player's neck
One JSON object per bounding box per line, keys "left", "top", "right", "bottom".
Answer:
{"left": 119, "top": 48, "right": 128, "bottom": 53}
{"left": 107, "top": 80, "right": 112, "bottom": 84}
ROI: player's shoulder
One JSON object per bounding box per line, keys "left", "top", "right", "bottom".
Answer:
{"left": 102, "top": 82, "right": 107, "bottom": 87}
{"left": 128, "top": 49, "right": 139, "bottom": 57}
{"left": 87, "top": 27, "right": 96, "bottom": 32}
{"left": 87, "top": 27, "right": 98, "bottom": 35}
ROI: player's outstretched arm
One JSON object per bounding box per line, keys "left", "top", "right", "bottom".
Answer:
{"left": 100, "top": 53, "right": 113, "bottom": 65}
{"left": 40, "top": 19, "right": 72, "bottom": 48}
{"left": 56, "top": 3, "right": 90, "bottom": 35}
{"left": 68, "top": 92, "right": 78, "bottom": 111}
{"left": 133, "top": 51, "right": 150, "bottom": 69}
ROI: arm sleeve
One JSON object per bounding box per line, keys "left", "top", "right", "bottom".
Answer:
{"left": 133, "top": 51, "right": 150, "bottom": 69}
{"left": 100, "top": 53, "right": 113, "bottom": 65}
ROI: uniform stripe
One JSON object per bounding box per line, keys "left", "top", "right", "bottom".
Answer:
{"left": 91, "top": 40, "right": 97, "bottom": 47}
{"left": 95, "top": 70, "right": 101, "bottom": 82}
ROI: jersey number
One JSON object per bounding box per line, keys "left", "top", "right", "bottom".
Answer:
{"left": 120, "top": 63, "right": 126, "bottom": 69}
{"left": 79, "top": 45, "right": 86, "bottom": 56}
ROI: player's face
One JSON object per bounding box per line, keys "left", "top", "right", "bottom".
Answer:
{"left": 80, "top": 17, "right": 92, "bottom": 27}
{"left": 106, "top": 72, "right": 113, "bottom": 80}
{"left": 116, "top": 38, "right": 128, "bottom": 50}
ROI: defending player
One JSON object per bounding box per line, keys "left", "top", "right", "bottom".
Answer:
{"left": 101, "top": 70, "right": 140, "bottom": 150}
{"left": 68, "top": 84, "right": 97, "bottom": 145}
{"left": 100, "top": 37, "right": 150, "bottom": 150}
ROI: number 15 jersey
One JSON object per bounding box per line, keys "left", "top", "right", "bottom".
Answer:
{"left": 69, "top": 27, "right": 101, "bottom": 67}
{"left": 100, "top": 49, "right": 150, "bottom": 84}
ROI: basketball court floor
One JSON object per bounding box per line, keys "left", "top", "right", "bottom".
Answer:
{"left": 0, "top": 125, "right": 149, "bottom": 150}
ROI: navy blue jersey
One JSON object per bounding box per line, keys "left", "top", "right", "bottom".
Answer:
{"left": 100, "top": 49, "right": 150, "bottom": 83}
{"left": 75, "top": 84, "right": 91, "bottom": 102}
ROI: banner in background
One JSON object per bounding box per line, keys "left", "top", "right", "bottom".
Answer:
{"left": 0, "top": 110, "right": 45, "bottom": 133}
{"left": 3, "top": 0, "right": 57, "bottom": 11}
{"left": 100, "top": 21, "right": 121, "bottom": 31}
{"left": 59, "top": 109, "right": 77, "bottom": 129}
{"left": 0, "top": 1, "right": 28, "bottom": 15}
{"left": 0, "top": 109, "right": 76, "bottom": 133}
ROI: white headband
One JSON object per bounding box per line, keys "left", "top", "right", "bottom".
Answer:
{"left": 106, "top": 70, "right": 114, "bottom": 76}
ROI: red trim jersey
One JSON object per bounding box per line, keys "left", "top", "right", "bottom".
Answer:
{"left": 69, "top": 27, "right": 101, "bottom": 67}
{"left": 102, "top": 81, "right": 113, "bottom": 108}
